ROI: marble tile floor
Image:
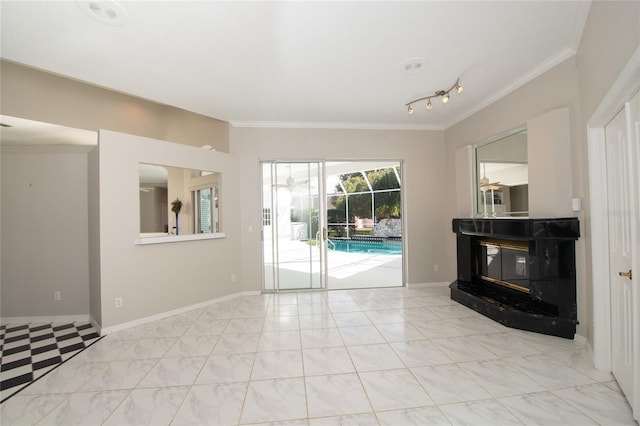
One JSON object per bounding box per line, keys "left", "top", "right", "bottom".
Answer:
{"left": 1, "top": 285, "right": 636, "bottom": 425}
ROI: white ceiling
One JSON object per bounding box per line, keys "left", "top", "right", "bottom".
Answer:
{"left": 0, "top": 1, "right": 591, "bottom": 130}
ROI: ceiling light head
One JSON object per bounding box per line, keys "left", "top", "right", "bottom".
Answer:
{"left": 456, "top": 82, "right": 464, "bottom": 93}
{"left": 407, "top": 105, "right": 414, "bottom": 115}
{"left": 442, "top": 94, "right": 449, "bottom": 103}
{"left": 426, "top": 100, "right": 432, "bottom": 110}
{"left": 76, "top": 0, "right": 128, "bottom": 26}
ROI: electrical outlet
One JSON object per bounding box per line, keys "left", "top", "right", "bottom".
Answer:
{"left": 115, "top": 297, "right": 123, "bottom": 308}
{"left": 54, "top": 291, "right": 61, "bottom": 301}
{"left": 231, "top": 273, "right": 237, "bottom": 282}
{"left": 434, "top": 264, "right": 439, "bottom": 272}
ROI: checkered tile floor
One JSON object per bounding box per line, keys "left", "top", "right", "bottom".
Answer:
{"left": 0, "top": 322, "right": 101, "bottom": 402}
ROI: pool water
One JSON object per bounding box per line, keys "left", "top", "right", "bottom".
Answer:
{"left": 330, "top": 239, "right": 402, "bottom": 255}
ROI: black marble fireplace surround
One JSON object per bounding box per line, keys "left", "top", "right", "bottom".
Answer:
{"left": 450, "top": 218, "right": 579, "bottom": 339}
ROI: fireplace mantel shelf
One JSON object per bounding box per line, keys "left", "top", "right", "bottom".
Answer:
{"left": 453, "top": 217, "right": 580, "bottom": 241}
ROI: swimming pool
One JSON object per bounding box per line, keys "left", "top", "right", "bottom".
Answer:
{"left": 330, "top": 239, "right": 402, "bottom": 255}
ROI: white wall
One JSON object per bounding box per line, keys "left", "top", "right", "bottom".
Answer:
{"left": 1, "top": 145, "right": 92, "bottom": 318}
{"left": 94, "top": 130, "right": 242, "bottom": 330}
{"left": 230, "top": 127, "right": 448, "bottom": 291}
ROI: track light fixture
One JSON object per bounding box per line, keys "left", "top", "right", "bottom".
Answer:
{"left": 405, "top": 78, "right": 463, "bottom": 114}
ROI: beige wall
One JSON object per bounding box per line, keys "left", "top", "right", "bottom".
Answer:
{"left": 527, "top": 107, "right": 573, "bottom": 218}
{"left": 95, "top": 130, "right": 242, "bottom": 330}
{"left": 0, "top": 60, "right": 230, "bottom": 151}
{"left": 577, "top": 1, "right": 640, "bottom": 122}
{"left": 88, "top": 148, "right": 102, "bottom": 325}
{"left": 0, "top": 60, "right": 231, "bottom": 321}
{"left": 1, "top": 145, "right": 92, "bottom": 317}
{"left": 230, "top": 127, "right": 448, "bottom": 291}
{"left": 139, "top": 187, "right": 167, "bottom": 233}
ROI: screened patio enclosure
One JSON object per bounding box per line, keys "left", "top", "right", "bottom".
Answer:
{"left": 261, "top": 161, "right": 403, "bottom": 291}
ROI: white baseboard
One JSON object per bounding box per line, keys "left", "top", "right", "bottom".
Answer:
{"left": 407, "top": 281, "right": 451, "bottom": 288}
{"left": 99, "top": 291, "right": 256, "bottom": 335}
{"left": 574, "top": 333, "right": 587, "bottom": 346}
{"left": 582, "top": 337, "right": 612, "bottom": 375}
{"left": 89, "top": 315, "right": 102, "bottom": 336}
{"left": 0, "top": 315, "right": 90, "bottom": 325}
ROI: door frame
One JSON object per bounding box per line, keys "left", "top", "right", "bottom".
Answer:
{"left": 588, "top": 46, "right": 639, "bottom": 417}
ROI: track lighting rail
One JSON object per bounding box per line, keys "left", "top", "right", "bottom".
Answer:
{"left": 406, "top": 78, "right": 463, "bottom": 114}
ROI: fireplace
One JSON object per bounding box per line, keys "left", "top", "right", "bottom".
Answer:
{"left": 450, "top": 218, "right": 579, "bottom": 338}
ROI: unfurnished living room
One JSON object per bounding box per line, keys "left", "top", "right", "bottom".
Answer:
{"left": 0, "top": 1, "right": 639, "bottom": 425}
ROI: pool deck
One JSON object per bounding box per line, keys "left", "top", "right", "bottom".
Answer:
{"left": 265, "top": 239, "right": 403, "bottom": 290}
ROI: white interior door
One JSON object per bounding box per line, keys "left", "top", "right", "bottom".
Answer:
{"left": 605, "top": 91, "right": 639, "bottom": 415}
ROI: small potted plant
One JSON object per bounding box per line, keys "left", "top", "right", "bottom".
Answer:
{"left": 171, "top": 198, "right": 182, "bottom": 235}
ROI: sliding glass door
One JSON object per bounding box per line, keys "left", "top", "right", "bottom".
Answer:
{"left": 261, "top": 160, "right": 404, "bottom": 292}
{"left": 261, "top": 162, "right": 325, "bottom": 291}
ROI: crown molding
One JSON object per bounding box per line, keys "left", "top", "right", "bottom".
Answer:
{"left": 229, "top": 120, "right": 444, "bottom": 131}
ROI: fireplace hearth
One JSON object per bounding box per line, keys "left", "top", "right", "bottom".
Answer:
{"left": 450, "top": 218, "right": 579, "bottom": 339}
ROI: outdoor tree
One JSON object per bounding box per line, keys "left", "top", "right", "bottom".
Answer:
{"left": 332, "top": 168, "right": 401, "bottom": 223}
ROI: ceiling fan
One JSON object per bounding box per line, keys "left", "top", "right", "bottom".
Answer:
{"left": 271, "top": 165, "right": 316, "bottom": 192}
{"left": 480, "top": 182, "right": 506, "bottom": 191}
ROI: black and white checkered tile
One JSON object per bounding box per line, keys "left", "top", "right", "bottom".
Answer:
{"left": 0, "top": 322, "right": 101, "bottom": 402}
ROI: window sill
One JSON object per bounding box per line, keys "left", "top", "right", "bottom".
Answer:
{"left": 134, "top": 232, "right": 226, "bottom": 245}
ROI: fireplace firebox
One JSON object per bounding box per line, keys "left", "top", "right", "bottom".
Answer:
{"left": 478, "top": 239, "right": 530, "bottom": 293}
{"left": 450, "top": 218, "right": 579, "bottom": 338}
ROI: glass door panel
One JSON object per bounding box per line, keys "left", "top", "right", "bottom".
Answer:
{"left": 261, "top": 162, "right": 325, "bottom": 291}
{"left": 324, "top": 161, "right": 404, "bottom": 289}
